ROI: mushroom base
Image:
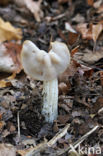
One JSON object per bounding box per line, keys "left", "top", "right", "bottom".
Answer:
{"left": 42, "top": 78, "right": 58, "bottom": 123}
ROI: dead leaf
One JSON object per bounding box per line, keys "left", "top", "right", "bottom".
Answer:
{"left": 58, "top": 0, "right": 69, "bottom": 4}
{"left": 0, "top": 143, "right": 16, "bottom": 156}
{"left": 68, "top": 32, "right": 79, "bottom": 45}
{"left": 58, "top": 115, "right": 70, "bottom": 124}
{"left": 77, "top": 23, "right": 103, "bottom": 42}
{"left": 0, "top": 121, "right": 5, "bottom": 130}
{"left": 0, "top": 18, "right": 22, "bottom": 42}
{"left": 71, "top": 46, "right": 79, "bottom": 57}
{"left": 0, "top": 42, "right": 22, "bottom": 73}
{"left": 0, "top": 73, "right": 16, "bottom": 88}
{"left": 97, "top": 4, "right": 103, "bottom": 13}
{"left": 92, "top": 23, "right": 103, "bottom": 43}
{"left": 93, "top": 0, "right": 102, "bottom": 9}
{"left": 92, "top": 97, "right": 103, "bottom": 113}
{"left": 4, "top": 42, "right": 22, "bottom": 73}
{"left": 59, "top": 60, "right": 80, "bottom": 83}
{"left": 65, "top": 22, "right": 76, "bottom": 33}
{"left": 77, "top": 23, "right": 92, "bottom": 40}
{"left": 0, "top": 0, "right": 10, "bottom": 6}
{"left": 87, "top": 0, "right": 94, "bottom": 6}
{"left": 75, "top": 48, "right": 103, "bottom": 64}
{"left": 59, "top": 29, "right": 79, "bottom": 46}
{"left": 59, "top": 82, "right": 69, "bottom": 95}
{"left": 84, "top": 69, "right": 94, "bottom": 78}
{"left": 25, "top": 0, "right": 43, "bottom": 22}
{"left": 100, "top": 71, "right": 103, "bottom": 86}
{"left": 15, "top": 0, "right": 43, "bottom": 22}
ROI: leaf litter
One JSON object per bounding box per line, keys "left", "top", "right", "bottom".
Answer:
{"left": 0, "top": 0, "right": 103, "bottom": 155}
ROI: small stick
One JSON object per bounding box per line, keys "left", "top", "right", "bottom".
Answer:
{"left": 17, "top": 123, "right": 70, "bottom": 156}
{"left": 58, "top": 125, "right": 99, "bottom": 155}
{"left": 17, "top": 111, "right": 20, "bottom": 141}
{"left": 47, "top": 123, "right": 70, "bottom": 146}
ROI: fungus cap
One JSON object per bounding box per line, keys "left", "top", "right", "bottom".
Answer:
{"left": 21, "top": 40, "right": 70, "bottom": 81}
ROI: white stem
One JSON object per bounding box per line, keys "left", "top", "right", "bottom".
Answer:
{"left": 42, "top": 78, "right": 58, "bottom": 123}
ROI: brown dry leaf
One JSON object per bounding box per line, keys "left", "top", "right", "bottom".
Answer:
{"left": 97, "top": 4, "right": 103, "bottom": 13}
{"left": 67, "top": 31, "right": 79, "bottom": 45}
{"left": 58, "top": 115, "right": 70, "bottom": 124}
{"left": 100, "top": 71, "right": 103, "bottom": 86}
{"left": 93, "top": 0, "right": 102, "bottom": 9}
{"left": 77, "top": 23, "right": 92, "bottom": 40}
{"left": 87, "top": 0, "right": 94, "bottom": 6}
{"left": 25, "top": 0, "right": 43, "bottom": 22}
{"left": 59, "top": 60, "right": 80, "bottom": 82}
{"left": 92, "top": 23, "right": 103, "bottom": 43}
{"left": 0, "top": 18, "right": 22, "bottom": 42}
{"left": 0, "top": 0, "right": 10, "bottom": 6}
{"left": 58, "top": 0, "right": 69, "bottom": 4}
{"left": 0, "top": 73, "right": 16, "bottom": 88}
{"left": 0, "top": 121, "right": 5, "bottom": 130}
{"left": 75, "top": 48, "right": 103, "bottom": 64}
{"left": 15, "top": 0, "right": 43, "bottom": 22}
{"left": 0, "top": 144, "right": 16, "bottom": 156}
{"left": 92, "top": 97, "right": 103, "bottom": 113}
{"left": 4, "top": 42, "right": 22, "bottom": 73}
{"left": 0, "top": 42, "right": 22, "bottom": 73}
{"left": 59, "top": 82, "right": 69, "bottom": 95}
{"left": 77, "top": 23, "right": 103, "bottom": 42}
{"left": 59, "top": 29, "right": 79, "bottom": 46}
{"left": 71, "top": 46, "right": 79, "bottom": 57}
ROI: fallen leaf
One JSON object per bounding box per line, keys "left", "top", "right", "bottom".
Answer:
{"left": 0, "top": 0, "right": 10, "bottom": 6}
{"left": 4, "top": 42, "right": 22, "bottom": 73}
{"left": 0, "top": 121, "right": 5, "bottom": 130}
{"left": 97, "top": 4, "right": 103, "bottom": 13}
{"left": 58, "top": 0, "right": 69, "bottom": 4}
{"left": 25, "top": 0, "right": 43, "bottom": 22}
{"left": 77, "top": 23, "right": 103, "bottom": 42}
{"left": 100, "top": 71, "right": 103, "bottom": 86}
{"left": 59, "top": 82, "right": 69, "bottom": 95}
{"left": 58, "top": 29, "right": 79, "bottom": 46}
{"left": 92, "top": 97, "right": 103, "bottom": 113}
{"left": 15, "top": 0, "right": 43, "bottom": 22}
{"left": 72, "top": 14, "right": 85, "bottom": 23}
{"left": 87, "top": 0, "right": 94, "bottom": 6}
{"left": 65, "top": 22, "right": 76, "bottom": 33}
{"left": 92, "top": 23, "right": 103, "bottom": 43}
{"left": 0, "top": 18, "right": 22, "bottom": 42}
{"left": 58, "top": 115, "right": 70, "bottom": 124}
{"left": 84, "top": 69, "right": 94, "bottom": 78}
{"left": 0, "top": 144, "right": 16, "bottom": 156}
{"left": 0, "top": 73, "right": 16, "bottom": 88}
{"left": 71, "top": 46, "right": 79, "bottom": 57}
{"left": 77, "top": 23, "right": 92, "bottom": 40}
{"left": 93, "top": 0, "right": 102, "bottom": 9}
{"left": 0, "top": 42, "right": 22, "bottom": 73}
{"left": 59, "top": 60, "right": 80, "bottom": 83}
{"left": 74, "top": 48, "right": 103, "bottom": 64}
{"left": 68, "top": 31, "right": 79, "bottom": 45}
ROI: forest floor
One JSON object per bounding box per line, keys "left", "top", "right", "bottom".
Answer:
{"left": 0, "top": 0, "right": 103, "bottom": 155}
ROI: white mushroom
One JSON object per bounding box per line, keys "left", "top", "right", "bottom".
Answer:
{"left": 21, "top": 40, "right": 70, "bottom": 123}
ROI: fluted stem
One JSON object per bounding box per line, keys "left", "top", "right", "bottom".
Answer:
{"left": 42, "top": 78, "right": 58, "bottom": 123}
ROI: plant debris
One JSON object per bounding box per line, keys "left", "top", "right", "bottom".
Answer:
{"left": 0, "top": 0, "right": 103, "bottom": 155}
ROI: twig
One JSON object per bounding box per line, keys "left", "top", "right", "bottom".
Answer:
{"left": 57, "top": 125, "right": 99, "bottom": 155}
{"left": 17, "top": 111, "right": 20, "bottom": 141}
{"left": 17, "top": 123, "right": 70, "bottom": 156}
{"left": 47, "top": 123, "right": 70, "bottom": 146}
